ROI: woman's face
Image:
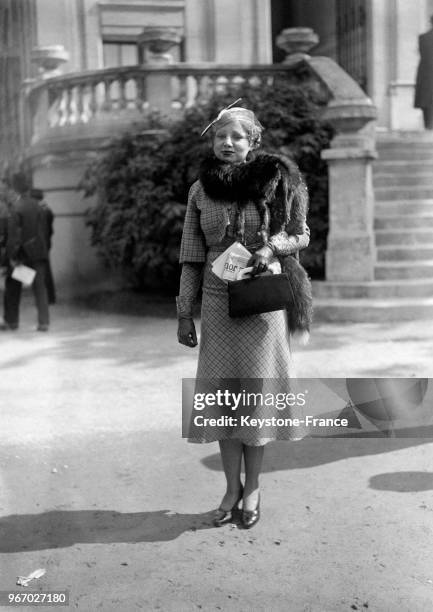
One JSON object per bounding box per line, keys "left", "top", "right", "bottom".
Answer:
{"left": 213, "top": 120, "right": 252, "bottom": 164}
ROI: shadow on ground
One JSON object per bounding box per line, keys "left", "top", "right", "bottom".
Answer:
{"left": 369, "top": 471, "right": 433, "bottom": 492}
{"left": 201, "top": 436, "right": 433, "bottom": 473}
{"left": 0, "top": 509, "right": 214, "bottom": 553}
{"left": 72, "top": 290, "right": 178, "bottom": 319}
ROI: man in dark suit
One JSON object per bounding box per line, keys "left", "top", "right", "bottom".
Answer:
{"left": 0, "top": 183, "right": 9, "bottom": 267}
{"left": 30, "top": 188, "right": 56, "bottom": 305}
{"left": 1, "top": 173, "right": 51, "bottom": 332}
{"left": 414, "top": 15, "right": 433, "bottom": 129}
{"left": 0, "top": 180, "right": 20, "bottom": 324}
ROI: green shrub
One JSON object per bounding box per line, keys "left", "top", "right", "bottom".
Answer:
{"left": 81, "top": 76, "right": 333, "bottom": 293}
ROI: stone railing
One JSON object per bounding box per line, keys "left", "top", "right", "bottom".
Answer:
{"left": 25, "top": 64, "right": 292, "bottom": 146}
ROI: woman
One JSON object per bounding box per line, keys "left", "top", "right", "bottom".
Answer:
{"left": 177, "top": 103, "right": 310, "bottom": 529}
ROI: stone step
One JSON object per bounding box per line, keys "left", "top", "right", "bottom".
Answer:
{"left": 313, "top": 278, "right": 433, "bottom": 299}
{"left": 374, "top": 215, "right": 433, "bottom": 230}
{"left": 376, "top": 245, "right": 433, "bottom": 261}
{"left": 376, "top": 148, "right": 433, "bottom": 161}
{"left": 374, "top": 160, "right": 433, "bottom": 173}
{"left": 374, "top": 174, "right": 433, "bottom": 187}
{"left": 375, "top": 229, "right": 433, "bottom": 245}
{"left": 375, "top": 200, "right": 433, "bottom": 215}
{"left": 376, "top": 137, "right": 433, "bottom": 160}
{"left": 377, "top": 132, "right": 433, "bottom": 144}
{"left": 375, "top": 261, "right": 433, "bottom": 279}
{"left": 314, "top": 133, "right": 433, "bottom": 321}
{"left": 313, "top": 296, "right": 433, "bottom": 322}
{"left": 376, "top": 187, "right": 433, "bottom": 200}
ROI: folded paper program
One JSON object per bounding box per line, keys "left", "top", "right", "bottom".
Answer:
{"left": 211, "top": 241, "right": 251, "bottom": 282}
{"left": 11, "top": 264, "right": 36, "bottom": 287}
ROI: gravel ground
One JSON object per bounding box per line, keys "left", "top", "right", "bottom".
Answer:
{"left": 0, "top": 292, "right": 432, "bottom": 611}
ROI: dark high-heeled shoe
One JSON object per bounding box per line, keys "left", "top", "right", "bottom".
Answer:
{"left": 242, "top": 493, "right": 260, "bottom": 529}
{"left": 213, "top": 487, "right": 243, "bottom": 527}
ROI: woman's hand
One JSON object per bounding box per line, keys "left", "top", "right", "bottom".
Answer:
{"left": 177, "top": 317, "right": 198, "bottom": 347}
{"left": 247, "top": 245, "right": 273, "bottom": 275}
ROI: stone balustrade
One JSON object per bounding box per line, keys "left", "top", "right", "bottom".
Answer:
{"left": 26, "top": 63, "right": 292, "bottom": 146}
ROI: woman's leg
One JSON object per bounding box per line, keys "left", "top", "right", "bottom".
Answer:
{"left": 243, "top": 444, "right": 264, "bottom": 510}
{"left": 218, "top": 439, "right": 243, "bottom": 509}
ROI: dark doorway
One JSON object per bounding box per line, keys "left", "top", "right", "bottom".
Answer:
{"left": 270, "top": 0, "right": 293, "bottom": 63}
{"left": 336, "top": 0, "right": 368, "bottom": 91}
{"left": 271, "top": 0, "right": 368, "bottom": 93}
{"left": 270, "top": 0, "right": 338, "bottom": 63}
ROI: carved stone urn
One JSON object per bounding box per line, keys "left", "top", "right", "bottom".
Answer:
{"left": 31, "top": 45, "right": 69, "bottom": 77}
{"left": 276, "top": 28, "right": 319, "bottom": 64}
{"left": 138, "top": 28, "right": 182, "bottom": 64}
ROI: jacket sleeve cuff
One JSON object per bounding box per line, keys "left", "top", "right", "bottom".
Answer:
{"left": 268, "top": 227, "right": 310, "bottom": 256}
{"left": 176, "top": 296, "right": 194, "bottom": 319}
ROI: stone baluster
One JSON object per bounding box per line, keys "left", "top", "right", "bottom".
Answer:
{"left": 197, "top": 75, "right": 209, "bottom": 103}
{"left": 89, "top": 82, "right": 98, "bottom": 118}
{"left": 135, "top": 75, "right": 147, "bottom": 112}
{"left": 206, "top": 75, "right": 217, "bottom": 100}
{"left": 277, "top": 28, "right": 378, "bottom": 283}
{"left": 46, "top": 85, "right": 60, "bottom": 128}
{"left": 137, "top": 27, "right": 182, "bottom": 116}
{"left": 64, "top": 86, "right": 73, "bottom": 126}
{"left": 118, "top": 77, "right": 127, "bottom": 110}
{"left": 76, "top": 84, "right": 84, "bottom": 123}
{"left": 102, "top": 78, "right": 113, "bottom": 112}
{"left": 176, "top": 74, "right": 188, "bottom": 108}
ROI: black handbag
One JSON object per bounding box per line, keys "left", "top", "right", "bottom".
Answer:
{"left": 228, "top": 270, "right": 292, "bottom": 318}
{"left": 227, "top": 258, "right": 313, "bottom": 338}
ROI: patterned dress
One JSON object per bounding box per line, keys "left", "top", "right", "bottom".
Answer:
{"left": 179, "top": 180, "right": 309, "bottom": 445}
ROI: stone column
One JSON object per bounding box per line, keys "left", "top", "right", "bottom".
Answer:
{"left": 138, "top": 28, "right": 182, "bottom": 116}
{"left": 322, "top": 127, "right": 377, "bottom": 282}
{"left": 277, "top": 28, "right": 378, "bottom": 282}
{"left": 320, "top": 86, "right": 378, "bottom": 282}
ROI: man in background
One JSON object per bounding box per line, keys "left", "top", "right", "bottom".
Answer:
{"left": 30, "top": 188, "right": 56, "bottom": 305}
{"left": 0, "top": 179, "right": 20, "bottom": 325}
{"left": 1, "top": 173, "right": 51, "bottom": 332}
{"left": 0, "top": 182, "right": 10, "bottom": 267}
{"left": 414, "top": 14, "right": 433, "bottom": 129}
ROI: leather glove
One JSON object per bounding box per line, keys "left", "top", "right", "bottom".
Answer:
{"left": 177, "top": 317, "right": 198, "bottom": 347}
{"left": 247, "top": 245, "right": 273, "bottom": 275}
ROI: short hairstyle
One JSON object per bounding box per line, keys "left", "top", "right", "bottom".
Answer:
{"left": 11, "top": 172, "right": 30, "bottom": 194}
{"left": 30, "top": 188, "right": 44, "bottom": 200}
{"left": 210, "top": 113, "right": 263, "bottom": 150}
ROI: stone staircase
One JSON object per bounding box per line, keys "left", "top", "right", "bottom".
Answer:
{"left": 313, "top": 132, "right": 433, "bottom": 321}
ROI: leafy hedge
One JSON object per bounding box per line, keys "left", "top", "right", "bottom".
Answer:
{"left": 81, "top": 76, "right": 333, "bottom": 293}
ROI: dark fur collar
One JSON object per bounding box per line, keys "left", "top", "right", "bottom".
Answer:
{"left": 199, "top": 152, "right": 303, "bottom": 204}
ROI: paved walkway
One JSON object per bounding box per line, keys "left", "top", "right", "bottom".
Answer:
{"left": 0, "top": 293, "right": 432, "bottom": 610}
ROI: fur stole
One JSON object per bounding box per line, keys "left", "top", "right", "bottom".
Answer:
{"left": 200, "top": 152, "right": 313, "bottom": 338}
{"left": 199, "top": 152, "right": 309, "bottom": 240}
{"left": 283, "top": 255, "right": 313, "bottom": 342}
